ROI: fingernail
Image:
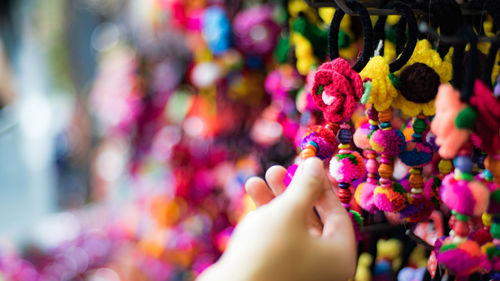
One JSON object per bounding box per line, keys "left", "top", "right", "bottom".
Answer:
{"left": 303, "top": 157, "right": 324, "bottom": 178}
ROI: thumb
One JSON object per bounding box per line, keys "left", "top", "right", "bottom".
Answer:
{"left": 282, "top": 157, "right": 326, "bottom": 213}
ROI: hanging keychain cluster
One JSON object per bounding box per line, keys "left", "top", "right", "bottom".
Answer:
{"left": 282, "top": 0, "right": 500, "bottom": 280}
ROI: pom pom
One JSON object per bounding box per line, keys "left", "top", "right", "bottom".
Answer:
{"left": 353, "top": 122, "right": 372, "bottom": 150}
{"left": 329, "top": 151, "right": 366, "bottom": 183}
{"left": 373, "top": 182, "right": 407, "bottom": 212}
{"left": 424, "top": 176, "right": 442, "bottom": 207}
{"left": 233, "top": 6, "right": 281, "bottom": 56}
{"left": 488, "top": 189, "right": 500, "bottom": 214}
{"left": 264, "top": 66, "right": 301, "bottom": 100}
{"left": 370, "top": 129, "right": 406, "bottom": 157}
{"left": 399, "top": 63, "right": 440, "bottom": 103}
{"left": 311, "top": 58, "right": 363, "bottom": 123}
{"left": 300, "top": 126, "right": 337, "bottom": 160}
{"left": 349, "top": 210, "right": 363, "bottom": 242}
{"left": 470, "top": 229, "right": 492, "bottom": 246}
{"left": 355, "top": 182, "right": 378, "bottom": 213}
{"left": 399, "top": 142, "right": 433, "bottom": 166}
{"left": 440, "top": 174, "right": 490, "bottom": 216}
{"left": 436, "top": 239, "right": 484, "bottom": 276}
{"left": 399, "top": 195, "right": 433, "bottom": 222}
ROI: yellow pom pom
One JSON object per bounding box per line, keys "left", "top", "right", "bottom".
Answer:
{"left": 377, "top": 239, "right": 402, "bottom": 261}
{"left": 355, "top": 253, "right": 373, "bottom": 281}
{"left": 360, "top": 56, "right": 399, "bottom": 111}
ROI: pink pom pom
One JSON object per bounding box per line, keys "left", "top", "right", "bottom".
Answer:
{"left": 436, "top": 239, "right": 484, "bottom": 277}
{"left": 399, "top": 194, "right": 433, "bottom": 222}
{"left": 354, "top": 182, "right": 378, "bottom": 213}
{"left": 440, "top": 174, "right": 490, "bottom": 216}
{"left": 300, "top": 125, "right": 338, "bottom": 160}
{"left": 353, "top": 122, "right": 372, "bottom": 150}
{"left": 370, "top": 129, "right": 406, "bottom": 156}
{"left": 373, "top": 182, "right": 407, "bottom": 212}
{"left": 424, "top": 176, "right": 442, "bottom": 207}
{"left": 329, "top": 151, "right": 366, "bottom": 182}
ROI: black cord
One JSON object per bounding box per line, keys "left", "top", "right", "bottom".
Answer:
{"left": 395, "top": 16, "right": 406, "bottom": 56}
{"left": 370, "top": 1, "right": 417, "bottom": 72}
{"left": 482, "top": 42, "right": 498, "bottom": 88}
{"left": 480, "top": 0, "right": 500, "bottom": 89}
{"left": 386, "top": 1, "right": 418, "bottom": 72}
{"left": 432, "top": 0, "right": 463, "bottom": 59}
{"left": 460, "top": 25, "right": 479, "bottom": 102}
{"left": 328, "top": 0, "right": 374, "bottom": 72}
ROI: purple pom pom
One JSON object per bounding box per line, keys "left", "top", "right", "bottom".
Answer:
{"left": 369, "top": 129, "right": 406, "bottom": 156}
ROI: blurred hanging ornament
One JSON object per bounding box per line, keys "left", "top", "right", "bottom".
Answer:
{"left": 202, "top": 6, "right": 231, "bottom": 55}
{"left": 233, "top": 5, "right": 281, "bottom": 56}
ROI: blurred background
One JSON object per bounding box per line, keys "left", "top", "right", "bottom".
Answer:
{"left": 0, "top": 0, "right": 350, "bottom": 280}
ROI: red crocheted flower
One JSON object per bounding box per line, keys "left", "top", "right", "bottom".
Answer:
{"left": 311, "top": 58, "right": 363, "bottom": 123}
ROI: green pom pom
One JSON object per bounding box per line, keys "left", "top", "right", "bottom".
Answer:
{"left": 361, "top": 81, "right": 372, "bottom": 104}
{"left": 337, "top": 153, "right": 358, "bottom": 165}
{"left": 492, "top": 190, "right": 500, "bottom": 204}
{"left": 455, "top": 106, "right": 477, "bottom": 129}
{"left": 440, "top": 243, "right": 458, "bottom": 252}
{"left": 393, "top": 182, "right": 406, "bottom": 194}
{"left": 388, "top": 73, "right": 401, "bottom": 89}
{"left": 349, "top": 210, "right": 363, "bottom": 228}
{"left": 486, "top": 244, "right": 500, "bottom": 259}
{"left": 491, "top": 222, "right": 500, "bottom": 239}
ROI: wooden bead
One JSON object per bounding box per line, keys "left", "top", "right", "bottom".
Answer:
{"left": 379, "top": 163, "right": 393, "bottom": 179}
{"left": 304, "top": 144, "right": 317, "bottom": 153}
{"left": 338, "top": 188, "right": 352, "bottom": 204}
{"left": 300, "top": 148, "right": 316, "bottom": 159}
{"left": 378, "top": 109, "right": 393, "bottom": 123}
{"left": 486, "top": 156, "right": 500, "bottom": 184}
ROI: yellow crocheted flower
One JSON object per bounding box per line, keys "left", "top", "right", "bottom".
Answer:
{"left": 359, "top": 56, "right": 399, "bottom": 112}
{"left": 401, "top": 39, "right": 452, "bottom": 83}
{"left": 392, "top": 40, "right": 452, "bottom": 117}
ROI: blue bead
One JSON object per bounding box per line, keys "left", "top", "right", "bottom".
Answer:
{"left": 485, "top": 169, "right": 493, "bottom": 179}
{"left": 491, "top": 216, "right": 500, "bottom": 224}
{"left": 308, "top": 141, "right": 319, "bottom": 151}
{"left": 337, "top": 129, "right": 352, "bottom": 144}
{"left": 369, "top": 125, "right": 378, "bottom": 130}
{"left": 411, "top": 133, "right": 422, "bottom": 140}
{"left": 338, "top": 182, "right": 350, "bottom": 189}
{"left": 453, "top": 156, "right": 474, "bottom": 173}
{"left": 379, "top": 122, "right": 390, "bottom": 129}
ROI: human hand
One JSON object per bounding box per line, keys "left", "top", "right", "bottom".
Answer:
{"left": 197, "top": 157, "right": 357, "bottom": 281}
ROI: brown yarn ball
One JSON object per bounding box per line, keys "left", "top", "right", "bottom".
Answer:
{"left": 399, "top": 62, "right": 440, "bottom": 103}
